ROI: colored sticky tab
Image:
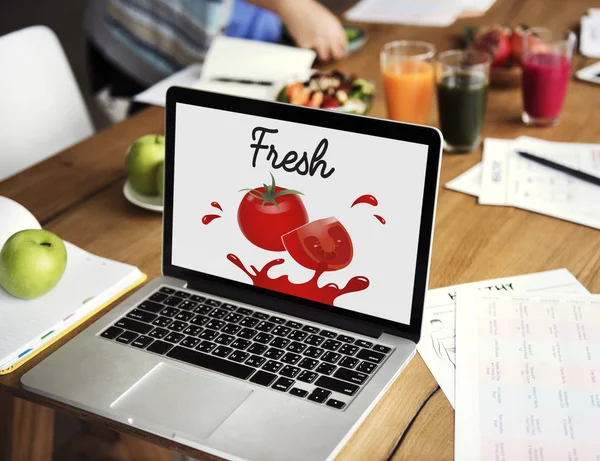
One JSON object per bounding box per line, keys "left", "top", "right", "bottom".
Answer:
{"left": 18, "top": 348, "right": 32, "bottom": 359}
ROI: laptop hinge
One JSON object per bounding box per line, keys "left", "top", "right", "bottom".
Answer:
{"left": 186, "top": 279, "right": 384, "bottom": 339}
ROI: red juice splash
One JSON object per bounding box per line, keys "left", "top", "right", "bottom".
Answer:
{"left": 211, "top": 201, "right": 223, "bottom": 211}
{"left": 227, "top": 254, "right": 369, "bottom": 305}
{"left": 202, "top": 214, "right": 221, "bottom": 225}
{"left": 374, "top": 214, "right": 386, "bottom": 225}
{"left": 351, "top": 194, "right": 378, "bottom": 208}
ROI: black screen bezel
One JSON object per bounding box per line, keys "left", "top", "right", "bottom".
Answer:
{"left": 163, "top": 87, "right": 442, "bottom": 343}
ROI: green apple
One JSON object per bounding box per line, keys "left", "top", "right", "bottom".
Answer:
{"left": 156, "top": 160, "right": 165, "bottom": 198}
{"left": 126, "top": 134, "right": 165, "bottom": 195}
{"left": 0, "top": 229, "right": 67, "bottom": 299}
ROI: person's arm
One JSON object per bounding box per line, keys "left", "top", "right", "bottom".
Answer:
{"left": 247, "top": 0, "right": 347, "bottom": 61}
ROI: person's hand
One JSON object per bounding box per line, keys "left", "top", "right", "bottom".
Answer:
{"left": 277, "top": 0, "right": 348, "bottom": 61}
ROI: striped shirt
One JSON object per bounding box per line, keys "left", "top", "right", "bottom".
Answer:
{"left": 85, "top": 0, "right": 234, "bottom": 86}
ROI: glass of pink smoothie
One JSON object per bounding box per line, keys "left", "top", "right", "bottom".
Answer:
{"left": 521, "top": 27, "right": 576, "bottom": 126}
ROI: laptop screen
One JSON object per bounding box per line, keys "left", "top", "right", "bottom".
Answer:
{"left": 171, "top": 102, "right": 430, "bottom": 326}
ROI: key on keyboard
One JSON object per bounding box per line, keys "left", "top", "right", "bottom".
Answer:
{"left": 308, "top": 388, "right": 331, "bottom": 403}
{"left": 131, "top": 335, "right": 153, "bottom": 349}
{"left": 126, "top": 309, "right": 157, "bottom": 323}
{"left": 115, "top": 318, "right": 153, "bottom": 335}
{"left": 167, "top": 346, "right": 253, "bottom": 379}
{"left": 250, "top": 371, "right": 277, "bottom": 386}
{"left": 116, "top": 331, "right": 138, "bottom": 344}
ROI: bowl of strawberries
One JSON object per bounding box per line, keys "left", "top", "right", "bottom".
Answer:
{"left": 463, "top": 25, "right": 528, "bottom": 86}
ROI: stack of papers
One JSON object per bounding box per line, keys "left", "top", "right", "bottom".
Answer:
{"left": 454, "top": 290, "right": 600, "bottom": 460}
{"left": 134, "top": 37, "right": 316, "bottom": 107}
{"left": 344, "top": 0, "right": 497, "bottom": 27}
{"left": 427, "top": 153, "right": 600, "bottom": 457}
{"left": 418, "top": 269, "right": 588, "bottom": 407}
{"left": 417, "top": 269, "right": 599, "bottom": 459}
{"left": 446, "top": 136, "right": 600, "bottom": 230}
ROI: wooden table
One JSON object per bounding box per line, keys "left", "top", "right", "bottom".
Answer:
{"left": 1, "top": 0, "right": 600, "bottom": 459}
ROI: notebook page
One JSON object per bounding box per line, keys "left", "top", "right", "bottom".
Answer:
{"left": 0, "top": 196, "right": 41, "bottom": 248}
{"left": 0, "top": 242, "right": 140, "bottom": 368}
{"left": 200, "top": 36, "right": 316, "bottom": 83}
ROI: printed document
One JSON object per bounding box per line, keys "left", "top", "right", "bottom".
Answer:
{"left": 479, "top": 137, "right": 600, "bottom": 230}
{"left": 418, "top": 269, "right": 588, "bottom": 407}
{"left": 455, "top": 291, "right": 600, "bottom": 460}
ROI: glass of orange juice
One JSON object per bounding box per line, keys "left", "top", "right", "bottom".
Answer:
{"left": 381, "top": 41, "right": 436, "bottom": 124}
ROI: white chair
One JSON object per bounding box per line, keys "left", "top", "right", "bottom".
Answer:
{"left": 0, "top": 25, "right": 94, "bottom": 182}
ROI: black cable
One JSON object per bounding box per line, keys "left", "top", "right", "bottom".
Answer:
{"left": 385, "top": 384, "right": 441, "bottom": 461}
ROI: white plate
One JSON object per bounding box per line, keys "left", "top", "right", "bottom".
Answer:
{"left": 123, "top": 180, "right": 163, "bottom": 213}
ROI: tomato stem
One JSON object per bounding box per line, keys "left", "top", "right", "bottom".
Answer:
{"left": 239, "top": 172, "right": 303, "bottom": 209}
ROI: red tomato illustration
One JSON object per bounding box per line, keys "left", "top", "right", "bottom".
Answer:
{"left": 282, "top": 217, "right": 354, "bottom": 271}
{"left": 238, "top": 173, "right": 308, "bottom": 251}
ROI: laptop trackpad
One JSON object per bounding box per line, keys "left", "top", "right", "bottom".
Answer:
{"left": 111, "top": 362, "right": 252, "bottom": 440}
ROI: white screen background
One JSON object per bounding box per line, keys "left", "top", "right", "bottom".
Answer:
{"left": 171, "top": 103, "right": 429, "bottom": 325}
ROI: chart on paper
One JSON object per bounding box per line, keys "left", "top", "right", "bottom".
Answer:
{"left": 479, "top": 137, "right": 600, "bottom": 230}
{"left": 455, "top": 292, "right": 600, "bottom": 461}
{"left": 418, "top": 269, "right": 588, "bottom": 407}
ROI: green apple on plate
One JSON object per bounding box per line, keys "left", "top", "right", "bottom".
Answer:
{"left": 124, "top": 134, "right": 165, "bottom": 212}
{"left": 126, "top": 134, "right": 165, "bottom": 195}
{"left": 0, "top": 229, "right": 67, "bottom": 299}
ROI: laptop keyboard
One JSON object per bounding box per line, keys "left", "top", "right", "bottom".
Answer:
{"left": 99, "top": 286, "right": 393, "bottom": 410}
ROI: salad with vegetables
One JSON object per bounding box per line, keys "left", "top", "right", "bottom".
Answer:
{"left": 276, "top": 70, "right": 375, "bottom": 115}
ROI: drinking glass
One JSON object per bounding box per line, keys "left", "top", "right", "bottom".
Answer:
{"left": 521, "top": 27, "right": 576, "bottom": 126}
{"left": 436, "top": 50, "right": 491, "bottom": 153}
{"left": 380, "top": 41, "right": 435, "bottom": 124}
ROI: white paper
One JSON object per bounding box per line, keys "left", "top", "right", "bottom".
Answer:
{"left": 0, "top": 196, "right": 41, "bottom": 249}
{"left": 576, "top": 60, "right": 600, "bottom": 86}
{"left": 200, "top": 36, "right": 315, "bottom": 83}
{"left": 344, "top": 0, "right": 461, "bottom": 27}
{"left": 459, "top": 0, "right": 497, "bottom": 16}
{"left": 479, "top": 137, "right": 600, "bottom": 230}
{"left": 133, "top": 64, "right": 279, "bottom": 107}
{"left": 133, "top": 64, "right": 204, "bottom": 107}
{"left": 518, "top": 137, "right": 600, "bottom": 180}
{"left": 455, "top": 291, "right": 600, "bottom": 461}
{"left": 190, "top": 37, "right": 316, "bottom": 101}
{"left": 418, "top": 269, "right": 588, "bottom": 407}
{"left": 445, "top": 162, "right": 483, "bottom": 197}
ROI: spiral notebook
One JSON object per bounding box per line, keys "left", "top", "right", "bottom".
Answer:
{"left": 0, "top": 197, "right": 145, "bottom": 374}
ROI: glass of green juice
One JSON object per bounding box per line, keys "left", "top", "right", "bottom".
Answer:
{"left": 436, "top": 50, "right": 491, "bottom": 153}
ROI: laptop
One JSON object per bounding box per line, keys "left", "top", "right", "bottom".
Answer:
{"left": 22, "top": 88, "right": 442, "bottom": 461}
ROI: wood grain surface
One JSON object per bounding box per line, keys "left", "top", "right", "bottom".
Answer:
{"left": 1, "top": 0, "right": 599, "bottom": 459}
